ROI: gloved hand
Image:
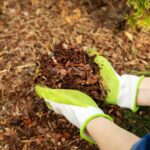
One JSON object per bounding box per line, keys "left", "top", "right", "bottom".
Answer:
{"left": 86, "top": 48, "right": 144, "bottom": 112}
{"left": 35, "top": 85, "right": 112, "bottom": 143}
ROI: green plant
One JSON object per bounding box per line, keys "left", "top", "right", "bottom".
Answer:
{"left": 127, "top": 0, "right": 150, "bottom": 31}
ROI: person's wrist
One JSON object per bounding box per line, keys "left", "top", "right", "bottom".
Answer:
{"left": 80, "top": 114, "right": 113, "bottom": 144}
{"left": 137, "top": 78, "right": 150, "bottom": 106}
{"left": 80, "top": 112, "right": 113, "bottom": 144}
{"left": 87, "top": 117, "right": 109, "bottom": 130}
{"left": 86, "top": 117, "right": 113, "bottom": 141}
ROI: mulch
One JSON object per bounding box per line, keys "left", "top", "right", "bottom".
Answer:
{"left": 0, "top": 0, "right": 150, "bottom": 150}
{"left": 35, "top": 42, "right": 106, "bottom": 103}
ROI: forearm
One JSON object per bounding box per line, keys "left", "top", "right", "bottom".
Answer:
{"left": 137, "top": 78, "right": 150, "bottom": 106}
{"left": 87, "top": 117, "right": 139, "bottom": 150}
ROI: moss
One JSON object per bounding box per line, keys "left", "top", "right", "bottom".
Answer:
{"left": 121, "top": 108, "right": 150, "bottom": 137}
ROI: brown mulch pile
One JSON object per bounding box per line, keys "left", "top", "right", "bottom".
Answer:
{"left": 35, "top": 42, "right": 106, "bottom": 103}
{"left": 0, "top": 0, "right": 150, "bottom": 150}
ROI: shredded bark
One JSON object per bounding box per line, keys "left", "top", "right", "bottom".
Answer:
{"left": 35, "top": 42, "right": 106, "bottom": 103}
{"left": 0, "top": 0, "right": 150, "bottom": 150}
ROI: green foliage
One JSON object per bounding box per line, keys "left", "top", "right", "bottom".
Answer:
{"left": 127, "top": 0, "right": 150, "bottom": 31}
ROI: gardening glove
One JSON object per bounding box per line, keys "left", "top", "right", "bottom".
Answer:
{"left": 86, "top": 48, "right": 144, "bottom": 112}
{"left": 35, "top": 85, "right": 112, "bottom": 144}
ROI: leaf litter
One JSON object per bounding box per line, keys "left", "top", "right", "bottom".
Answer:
{"left": 0, "top": 0, "right": 150, "bottom": 150}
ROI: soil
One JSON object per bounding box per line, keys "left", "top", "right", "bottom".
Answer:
{"left": 0, "top": 0, "right": 150, "bottom": 150}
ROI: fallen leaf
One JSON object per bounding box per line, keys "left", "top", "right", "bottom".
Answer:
{"left": 75, "top": 35, "right": 82, "bottom": 44}
{"left": 22, "top": 144, "right": 28, "bottom": 150}
{"left": 124, "top": 31, "right": 133, "bottom": 41}
{"left": 4, "top": 128, "right": 16, "bottom": 137}
{"left": 0, "top": 131, "right": 4, "bottom": 140}
{"left": 66, "top": 8, "right": 81, "bottom": 24}
{"left": 31, "top": 0, "right": 38, "bottom": 5}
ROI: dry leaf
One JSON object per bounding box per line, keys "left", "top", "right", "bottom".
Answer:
{"left": 22, "top": 144, "right": 28, "bottom": 150}
{"left": 31, "top": 0, "right": 39, "bottom": 5}
{"left": 124, "top": 31, "right": 133, "bottom": 41}
{"left": 4, "top": 128, "right": 16, "bottom": 137}
{"left": 0, "top": 131, "right": 4, "bottom": 140}
{"left": 35, "top": 8, "right": 43, "bottom": 16}
{"left": 75, "top": 35, "right": 82, "bottom": 44}
{"left": 66, "top": 8, "right": 81, "bottom": 24}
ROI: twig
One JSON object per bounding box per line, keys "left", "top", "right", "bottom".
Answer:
{"left": 0, "top": 69, "right": 7, "bottom": 74}
{"left": 21, "top": 135, "right": 44, "bottom": 143}
{"left": 0, "top": 63, "right": 36, "bottom": 74}
{"left": 48, "top": 121, "right": 54, "bottom": 132}
{"left": 127, "top": 70, "right": 150, "bottom": 76}
{"left": 21, "top": 139, "right": 37, "bottom": 143}
{"left": 99, "top": 81, "right": 106, "bottom": 98}
{"left": 143, "top": 126, "right": 150, "bottom": 133}
{"left": 62, "top": 139, "right": 79, "bottom": 147}
{"left": 15, "top": 63, "right": 36, "bottom": 69}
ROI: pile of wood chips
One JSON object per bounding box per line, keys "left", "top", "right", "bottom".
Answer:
{"left": 35, "top": 42, "right": 106, "bottom": 103}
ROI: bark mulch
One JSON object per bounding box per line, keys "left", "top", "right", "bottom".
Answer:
{"left": 35, "top": 42, "right": 106, "bottom": 103}
{"left": 0, "top": 0, "right": 150, "bottom": 150}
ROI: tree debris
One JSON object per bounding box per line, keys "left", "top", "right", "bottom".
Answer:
{"left": 35, "top": 42, "right": 106, "bottom": 103}
{"left": 0, "top": 0, "right": 150, "bottom": 149}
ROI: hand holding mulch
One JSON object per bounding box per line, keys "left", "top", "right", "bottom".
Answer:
{"left": 35, "top": 42, "right": 106, "bottom": 103}
{"left": 35, "top": 85, "right": 112, "bottom": 143}
{"left": 35, "top": 42, "right": 145, "bottom": 144}
{"left": 86, "top": 48, "right": 144, "bottom": 112}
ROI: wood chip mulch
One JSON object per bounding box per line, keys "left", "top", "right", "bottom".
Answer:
{"left": 0, "top": 0, "right": 150, "bottom": 150}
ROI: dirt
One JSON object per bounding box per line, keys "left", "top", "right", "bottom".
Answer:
{"left": 0, "top": 0, "right": 150, "bottom": 150}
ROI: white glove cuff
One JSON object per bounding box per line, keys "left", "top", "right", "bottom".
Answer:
{"left": 117, "top": 74, "right": 144, "bottom": 112}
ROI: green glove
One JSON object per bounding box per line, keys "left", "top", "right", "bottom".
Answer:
{"left": 35, "top": 85, "right": 112, "bottom": 144}
{"left": 86, "top": 48, "right": 144, "bottom": 112}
